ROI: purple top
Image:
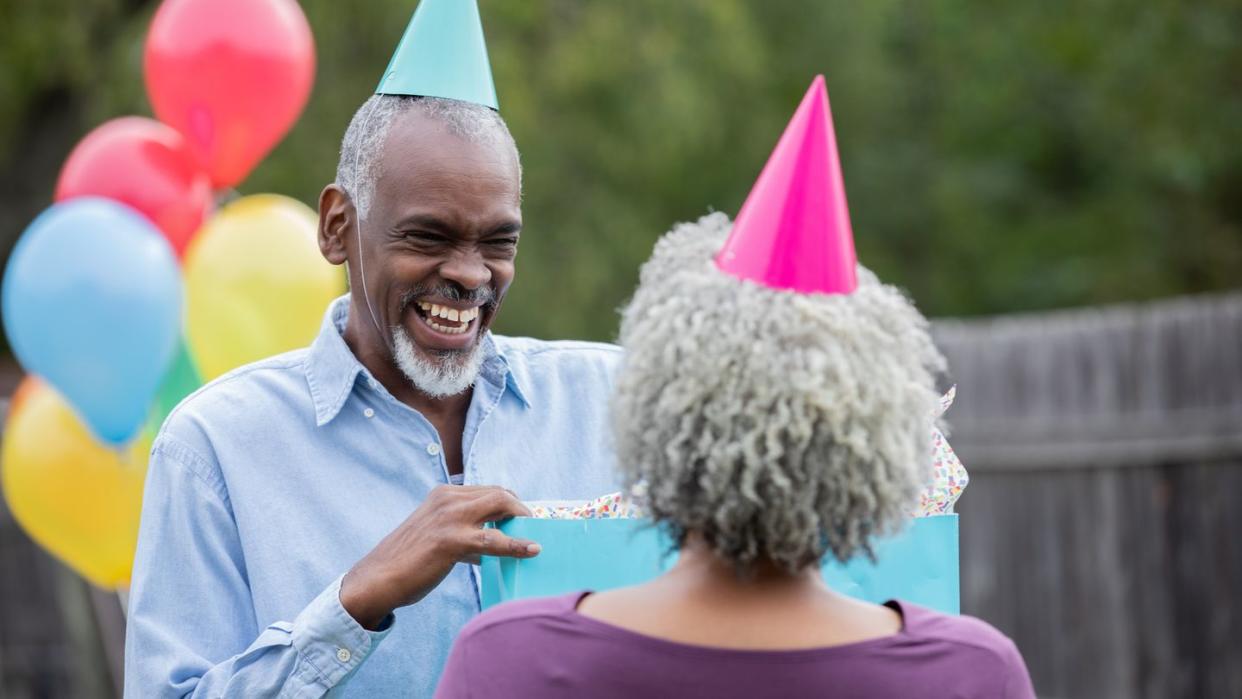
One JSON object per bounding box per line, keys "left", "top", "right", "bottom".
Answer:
{"left": 435, "top": 592, "right": 1035, "bottom": 698}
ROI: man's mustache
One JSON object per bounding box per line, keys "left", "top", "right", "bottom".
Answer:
{"left": 398, "top": 284, "right": 496, "bottom": 312}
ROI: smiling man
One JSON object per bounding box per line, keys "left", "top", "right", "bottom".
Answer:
{"left": 123, "top": 3, "right": 622, "bottom": 697}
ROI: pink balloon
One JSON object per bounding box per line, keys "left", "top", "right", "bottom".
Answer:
{"left": 55, "top": 116, "right": 213, "bottom": 259}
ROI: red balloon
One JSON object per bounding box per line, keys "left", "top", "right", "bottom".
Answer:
{"left": 55, "top": 117, "right": 213, "bottom": 259}
{"left": 144, "top": 0, "right": 315, "bottom": 189}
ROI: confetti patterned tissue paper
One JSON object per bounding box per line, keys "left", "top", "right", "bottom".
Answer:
{"left": 916, "top": 386, "right": 969, "bottom": 517}
{"left": 525, "top": 491, "right": 646, "bottom": 520}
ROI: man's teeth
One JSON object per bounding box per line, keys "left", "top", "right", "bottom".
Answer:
{"left": 416, "top": 302, "right": 480, "bottom": 334}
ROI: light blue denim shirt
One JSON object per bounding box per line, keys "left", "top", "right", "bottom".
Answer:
{"left": 124, "top": 296, "right": 623, "bottom": 697}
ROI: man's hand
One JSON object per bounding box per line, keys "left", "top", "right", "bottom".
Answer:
{"left": 339, "top": 485, "right": 538, "bottom": 630}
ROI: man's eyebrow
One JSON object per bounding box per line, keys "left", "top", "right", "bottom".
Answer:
{"left": 488, "top": 222, "right": 523, "bottom": 236}
{"left": 394, "top": 214, "right": 451, "bottom": 231}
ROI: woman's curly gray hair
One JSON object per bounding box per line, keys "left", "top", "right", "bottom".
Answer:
{"left": 612, "top": 213, "right": 946, "bottom": 575}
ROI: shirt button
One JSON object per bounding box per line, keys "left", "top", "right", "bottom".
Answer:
{"left": 426, "top": 443, "right": 441, "bottom": 456}
{"left": 363, "top": 408, "right": 375, "bottom": 418}
{"left": 336, "top": 647, "right": 352, "bottom": 663}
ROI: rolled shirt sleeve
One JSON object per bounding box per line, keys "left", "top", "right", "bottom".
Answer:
{"left": 124, "top": 437, "right": 392, "bottom": 698}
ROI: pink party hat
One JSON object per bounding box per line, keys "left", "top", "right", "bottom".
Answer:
{"left": 715, "top": 75, "right": 858, "bottom": 295}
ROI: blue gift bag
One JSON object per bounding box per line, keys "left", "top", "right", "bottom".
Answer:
{"left": 481, "top": 514, "right": 958, "bottom": 614}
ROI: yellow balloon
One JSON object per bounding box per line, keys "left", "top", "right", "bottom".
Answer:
{"left": 184, "top": 194, "right": 345, "bottom": 381}
{"left": 1, "top": 378, "right": 150, "bottom": 589}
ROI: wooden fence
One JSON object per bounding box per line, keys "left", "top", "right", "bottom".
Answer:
{"left": 936, "top": 291, "right": 1242, "bottom": 699}
{"left": 0, "top": 485, "right": 124, "bottom": 697}
{"left": 1, "top": 292, "right": 1239, "bottom": 697}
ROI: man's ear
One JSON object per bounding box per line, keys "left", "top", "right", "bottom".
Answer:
{"left": 318, "top": 184, "right": 354, "bottom": 266}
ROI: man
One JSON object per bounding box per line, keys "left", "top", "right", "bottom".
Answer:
{"left": 124, "top": 3, "right": 621, "bottom": 696}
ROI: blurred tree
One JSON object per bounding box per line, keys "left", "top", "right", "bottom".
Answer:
{"left": 1, "top": 0, "right": 1239, "bottom": 344}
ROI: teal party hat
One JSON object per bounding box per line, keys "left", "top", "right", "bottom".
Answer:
{"left": 376, "top": 0, "right": 499, "bottom": 109}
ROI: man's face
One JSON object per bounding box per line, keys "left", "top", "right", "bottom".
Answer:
{"left": 353, "top": 111, "right": 522, "bottom": 394}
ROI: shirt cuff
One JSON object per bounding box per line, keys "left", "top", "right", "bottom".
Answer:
{"left": 291, "top": 574, "right": 395, "bottom": 688}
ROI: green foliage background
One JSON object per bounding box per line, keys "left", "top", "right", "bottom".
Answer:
{"left": 1, "top": 0, "right": 1239, "bottom": 342}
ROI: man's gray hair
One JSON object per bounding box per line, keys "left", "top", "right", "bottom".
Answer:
{"left": 612, "top": 213, "right": 946, "bottom": 576}
{"left": 335, "top": 94, "right": 520, "bottom": 221}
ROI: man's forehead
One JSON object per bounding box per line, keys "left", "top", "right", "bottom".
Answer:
{"left": 369, "top": 112, "right": 520, "bottom": 220}
{"left": 380, "top": 113, "right": 514, "bottom": 176}
{"left": 376, "top": 116, "right": 514, "bottom": 182}
{"left": 385, "top": 109, "right": 505, "bottom": 157}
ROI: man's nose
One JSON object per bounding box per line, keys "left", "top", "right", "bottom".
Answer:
{"left": 439, "top": 249, "right": 492, "bottom": 290}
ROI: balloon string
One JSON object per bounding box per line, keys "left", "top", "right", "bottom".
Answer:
{"left": 114, "top": 442, "right": 135, "bottom": 467}
{"left": 356, "top": 220, "right": 384, "bottom": 340}
{"left": 215, "top": 188, "right": 240, "bottom": 208}
{"left": 353, "top": 98, "right": 385, "bottom": 341}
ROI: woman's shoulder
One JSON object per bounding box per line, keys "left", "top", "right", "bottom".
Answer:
{"left": 457, "top": 592, "right": 584, "bottom": 642}
{"left": 897, "top": 601, "right": 1017, "bottom": 651}
{"left": 893, "top": 601, "right": 1033, "bottom": 692}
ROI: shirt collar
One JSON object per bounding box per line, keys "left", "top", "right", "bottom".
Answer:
{"left": 490, "top": 342, "right": 532, "bottom": 409}
{"left": 305, "top": 295, "right": 531, "bottom": 426}
{"left": 305, "top": 296, "right": 365, "bottom": 426}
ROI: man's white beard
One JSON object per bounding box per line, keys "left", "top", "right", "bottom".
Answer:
{"left": 391, "top": 326, "right": 486, "bottom": 398}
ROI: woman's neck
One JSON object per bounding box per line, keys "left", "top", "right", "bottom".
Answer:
{"left": 662, "top": 533, "right": 829, "bottom": 599}
{"left": 575, "top": 532, "right": 903, "bottom": 650}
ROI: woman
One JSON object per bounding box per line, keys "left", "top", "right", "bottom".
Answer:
{"left": 436, "top": 78, "right": 1035, "bottom": 698}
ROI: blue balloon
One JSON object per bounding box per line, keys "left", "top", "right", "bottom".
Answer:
{"left": 3, "top": 197, "right": 183, "bottom": 444}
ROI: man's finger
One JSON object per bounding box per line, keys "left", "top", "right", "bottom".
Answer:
{"left": 467, "top": 526, "right": 541, "bottom": 559}
{"left": 447, "top": 484, "right": 519, "bottom": 496}
{"left": 469, "top": 489, "right": 533, "bottom": 520}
